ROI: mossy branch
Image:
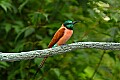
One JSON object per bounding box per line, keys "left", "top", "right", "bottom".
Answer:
{"left": 0, "top": 42, "right": 120, "bottom": 61}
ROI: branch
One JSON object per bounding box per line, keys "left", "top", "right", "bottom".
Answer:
{"left": 0, "top": 42, "right": 120, "bottom": 61}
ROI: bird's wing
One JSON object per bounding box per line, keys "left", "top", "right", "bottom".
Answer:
{"left": 48, "top": 27, "right": 65, "bottom": 48}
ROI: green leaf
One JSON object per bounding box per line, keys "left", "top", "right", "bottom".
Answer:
{"left": 0, "top": 3, "right": 7, "bottom": 12}
{"left": 0, "top": 0, "right": 12, "bottom": 12}
{"left": 15, "top": 27, "right": 28, "bottom": 42}
{"left": 35, "top": 34, "right": 42, "bottom": 40}
{"left": 51, "top": 68, "right": 60, "bottom": 77}
{"left": 18, "top": 0, "right": 29, "bottom": 13}
{"left": 29, "top": 12, "right": 47, "bottom": 25}
{"left": 24, "top": 27, "right": 35, "bottom": 38}
{"left": 0, "top": 62, "right": 9, "bottom": 69}
{"left": 84, "top": 66, "right": 94, "bottom": 78}
{"left": 4, "top": 23, "right": 12, "bottom": 33}
{"left": 12, "top": 40, "right": 25, "bottom": 52}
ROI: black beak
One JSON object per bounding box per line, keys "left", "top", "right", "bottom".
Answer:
{"left": 73, "top": 21, "right": 80, "bottom": 24}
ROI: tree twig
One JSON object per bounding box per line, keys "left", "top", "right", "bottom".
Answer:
{"left": 90, "top": 50, "right": 106, "bottom": 80}
{"left": 0, "top": 42, "right": 120, "bottom": 61}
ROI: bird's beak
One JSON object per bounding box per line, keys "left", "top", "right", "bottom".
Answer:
{"left": 73, "top": 21, "right": 80, "bottom": 24}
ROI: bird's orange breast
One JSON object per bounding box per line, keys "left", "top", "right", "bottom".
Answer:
{"left": 57, "top": 27, "right": 73, "bottom": 46}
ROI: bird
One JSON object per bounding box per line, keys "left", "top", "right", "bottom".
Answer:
{"left": 48, "top": 20, "right": 78, "bottom": 48}
{"left": 34, "top": 20, "right": 79, "bottom": 77}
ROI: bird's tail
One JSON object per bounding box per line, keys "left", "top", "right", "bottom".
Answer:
{"left": 39, "top": 57, "right": 48, "bottom": 68}
{"left": 33, "top": 56, "right": 48, "bottom": 78}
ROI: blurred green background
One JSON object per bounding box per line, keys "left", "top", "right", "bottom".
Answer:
{"left": 0, "top": 0, "right": 120, "bottom": 80}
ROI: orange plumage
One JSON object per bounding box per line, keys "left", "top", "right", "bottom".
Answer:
{"left": 48, "top": 24, "right": 73, "bottom": 48}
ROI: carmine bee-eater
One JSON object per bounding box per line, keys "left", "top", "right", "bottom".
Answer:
{"left": 48, "top": 20, "right": 78, "bottom": 48}
{"left": 34, "top": 20, "right": 78, "bottom": 76}
{"left": 41, "top": 20, "right": 78, "bottom": 67}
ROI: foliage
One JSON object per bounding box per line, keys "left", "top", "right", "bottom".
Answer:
{"left": 0, "top": 0, "right": 120, "bottom": 80}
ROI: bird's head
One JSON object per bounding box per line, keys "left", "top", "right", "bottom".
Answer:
{"left": 63, "top": 20, "right": 79, "bottom": 30}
